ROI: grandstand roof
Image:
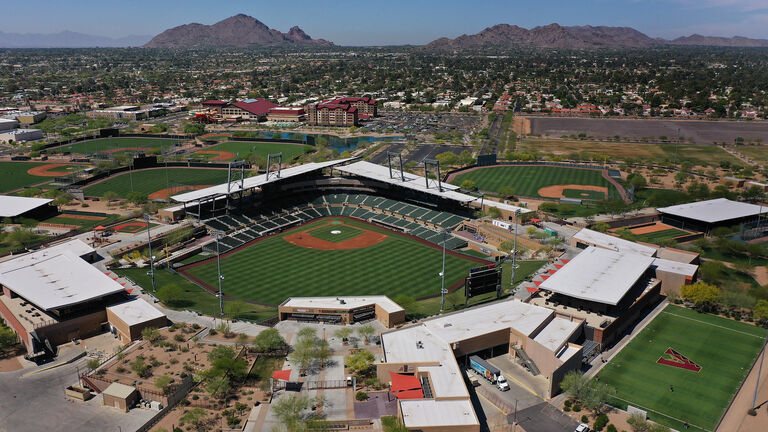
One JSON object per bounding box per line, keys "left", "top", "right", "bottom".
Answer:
{"left": 539, "top": 246, "right": 655, "bottom": 305}
{"left": 171, "top": 158, "right": 356, "bottom": 203}
{"left": 280, "top": 296, "right": 403, "bottom": 313}
{"left": 0, "top": 239, "right": 124, "bottom": 311}
{"left": 657, "top": 198, "right": 768, "bottom": 223}
{"left": 572, "top": 228, "right": 658, "bottom": 256}
{"left": 335, "top": 161, "right": 530, "bottom": 213}
{"left": 0, "top": 196, "right": 53, "bottom": 217}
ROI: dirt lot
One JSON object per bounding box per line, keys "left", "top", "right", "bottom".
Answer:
{"left": 528, "top": 117, "right": 768, "bottom": 144}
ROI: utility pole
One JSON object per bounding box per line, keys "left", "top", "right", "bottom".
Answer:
{"left": 144, "top": 214, "right": 155, "bottom": 292}
{"left": 439, "top": 229, "right": 447, "bottom": 313}
{"left": 510, "top": 209, "right": 521, "bottom": 287}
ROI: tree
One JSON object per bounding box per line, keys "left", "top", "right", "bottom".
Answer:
{"left": 347, "top": 350, "right": 376, "bottom": 376}
{"left": 270, "top": 394, "right": 319, "bottom": 432}
{"left": 357, "top": 324, "right": 376, "bottom": 344}
{"left": 141, "top": 327, "right": 162, "bottom": 343}
{"left": 334, "top": 327, "right": 353, "bottom": 343}
{"left": 156, "top": 284, "right": 184, "bottom": 306}
{"left": 392, "top": 294, "right": 415, "bottom": 312}
{"left": 154, "top": 374, "right": 173, "bottom": 394}
{"left": 126, "top": 191, "right": 148, "bottom": 205}
{"left": 742, "top": 185, "right": 766, "bottom": 203}
{"left": 681, "top": 282, "right": 720, "bottom": 305}
{"left": 754, "top": 299, "right": 768, "bottom": 321}
{"left": 560, "top": 371, "right": 614, "bottom": 414}
{"left": 460, "top": 179, "right": 477, "bottom": 191}
{"left": 183, "top": 122, "right": 205, "bottom": 135}
{"left": 206, "top": 374, "right": 231, "bottom": 399}
{"left": 236, "top": 333, "right": 250, "bottom": 350}
{"left": 381, "top": 416, "right": 409, "bottom": 432}
{"left": 208, "top": 345, "right": 247, "bottom": 380}
{"left": 252, "top": 328, "right": 286, "bottom": 352}
{"left": 498, "top": 186, "right": 515, "bottom": 198}
{"left": 700, "top": 261, "right": 726, "bottom": 284}
{"left": 225, "top": 300, "right": 247, "bottom": 318}
{"left": 592, "top": 222, "right": 610, "bottom": 233}
{"left": 0, "top": 325, "right": 18, "bottom": 350}
{"left": 626, "top": 173, "right": 647, "bottom": 190}
{"left": 485, "top": 206, "right": 502, "bottom": 218}
{"left": 179, "top": 408, "right": 207, "bottom": 428}
{"left": 131, "top": 357, "right": 152, "bottom": 378}
{"left": 87, "top": 358, "right": 100, "bottom": 371}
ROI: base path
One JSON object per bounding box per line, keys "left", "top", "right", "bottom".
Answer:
{"left": 193, "top": 150, "right": 235, "bottom": 161}
{"left": 58, "top": 213, "right": 107, "bottom": 221}
{"left": 102, "top": 147, "right": 153, "bottom": 153}
{"left": 27, "top": 163, "right": 91, "bottom": 177}
{"left": 283, "top": 221, "right": 388, "bottom": 250}
{"left": 537, "top": 184, "right": 608, "bottom": 199}
{"left": 149, "top": 184, "right": 213, "bottom": 200}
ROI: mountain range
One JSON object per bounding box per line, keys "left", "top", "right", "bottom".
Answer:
{"left": 0, "top": 30, "right": 151, "bottom": 48}
{"left": 423, "top": 23, "right": 768, "bottom": 50}
{"left": 143, "top": 14, "right": 332, "bottom": 48}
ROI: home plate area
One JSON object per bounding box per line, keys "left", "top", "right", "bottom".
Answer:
{"left": 657, "top": 347, "right": 702, "bottom": 372}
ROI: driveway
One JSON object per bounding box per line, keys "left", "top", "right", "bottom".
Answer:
{"left": 513, "top": 402, "right": 580, "bottom": 432}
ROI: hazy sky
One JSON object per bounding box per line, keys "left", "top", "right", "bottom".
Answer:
{"left": 3, "top": 0, "right": 768, "bottom": 45}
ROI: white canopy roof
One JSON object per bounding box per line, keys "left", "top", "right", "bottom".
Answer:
{"left": 281, "top": 296, "right": 403, "bottom": 313}
{"left": 658, "top": 198, "right": 767, "bottom": 224}
{"left": 0, "top": 240, "right": 124, "bottom": 310}
{"left": 171, "top": 158, "right": 355, "bottom": 203}
{"left": 0, "top": 196, "right": 53, "bottom": 217}
{"left": 335, "top": 161, "right": 530, "bottom": 213}
{"left": 572, "top": 228, "right": 657, "bottom": 256}
{"left": 540, "top": 246, "right": 655, "bottom": 305}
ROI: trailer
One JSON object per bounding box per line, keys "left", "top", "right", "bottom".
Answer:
{"left": 469, "top": 355, "right": 509, "bottom": 391}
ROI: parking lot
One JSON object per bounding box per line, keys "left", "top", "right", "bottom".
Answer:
{"left": 365, "top": 111, "right": 484, "bottom": 137}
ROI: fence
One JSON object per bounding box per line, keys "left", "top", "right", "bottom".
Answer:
{"left": 304, "top": 379, "right": 348, "bottom": 390}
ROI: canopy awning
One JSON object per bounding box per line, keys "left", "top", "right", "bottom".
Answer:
{"left": 526, "top": 286, "right": 540, "bottom": 294}
{"left": 393, "top": 388, "right": 424, "bottom": 400}
{"left": 389, "top": 372, "right": 422, "bottom": 393}
{"left": 272, "top": 370, "right": 292, "bottom": 381}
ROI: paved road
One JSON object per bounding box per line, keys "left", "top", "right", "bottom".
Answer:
{"left": 513, "top": 402, "right": 580, "bottom": 432}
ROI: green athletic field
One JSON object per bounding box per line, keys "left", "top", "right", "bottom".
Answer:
{"left": 562, "top": 188, "right": 606, "bottom": 200}
{"left": 0, "top": 162, "right": 57, "bottom": 193}
{"left": 83, "top": 168, "right": 228, "bottom": 198}
{"left": 51, "top": 137, "right": 182, "bottom": 155}
{"left": 181, "top": 217, "right": 481, "bottom": 305}
{"left": 633, "top": 228, "right": 689, "bottom": 244}
{"left": 192, "top": 141, "right": 312, "bottom": 161}
{"left": 598, "top": 305, "right": 765, "bottom": 431}
{"left": 451, "top": 165, "right": 619, "bottom": 199}
{"left": 309, "top": 223, "right": 364, "bottom": 242}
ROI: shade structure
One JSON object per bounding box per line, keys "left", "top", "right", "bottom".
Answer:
{"left": 394, "top": 388, "right": 424, "bottom": 400}
{"left": 389, "top": 372, "right": 422, "bottom": 392}
{"left": 94, "top": 225, "right": 106, "bottom": 230}
{"left": 526, "top": 286, "right": 540, "bottom": 294}
{"left": 272, "top": 370, "right": 292, "bottom": 381}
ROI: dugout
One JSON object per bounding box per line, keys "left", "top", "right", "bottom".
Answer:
{"left": 279, "top": 296, "right": 405, "bottom": 328}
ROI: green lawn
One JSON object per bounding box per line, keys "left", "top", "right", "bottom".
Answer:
{"left": 51, "top": 137, "right": 182, "bottom": 155}
{"left": 633, "top": 228, "right": 689, "bottom": 244}
{"left": 452, "top": 165, "right": 620, "bottom": 199}
{"left": 42, "top": 213, "right": 120, "bottom": 231}
{"left": 308, "top": 223, "right": 363, "bottom": 242}
{"left": 192, "top": 141, "right": 312, "bottom": 161}
{"left": 83, "top": 168, "right": 228, "bottom": 197}
{"left": 562, "top": 188, "right": 606, "bottom": 200}
{"left": 113, "top": 268, "right": 277, "bottom": 322}
{"left": 598, "top": 305, "right": 765, "bottom": 431}
{"left": 0, "top": 162, "right": 53, "bottom": 192}
{"left": 181, "top": 217, "right": 481, "bottom": 306}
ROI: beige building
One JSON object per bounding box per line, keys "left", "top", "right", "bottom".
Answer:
{"left": 102, "top": 382, "right": 139, "bottom": 412}
{"left": 279, "top": 296, "right": 405, "bottom": 328}
{"left": 106, "top": 298, "right": 167, "bottom": 344}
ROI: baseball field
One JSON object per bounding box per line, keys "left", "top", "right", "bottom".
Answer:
{"left": 51, "top": 137, "right": 183, "bottom": 155}
{"left": 180, "top": 217, "right": 483, "bottom": 306}
{"left": 450, "top": 165, "right": 621, "bottom": 200}
{"left": 83, "top": 167, "right": 229, "bottom": 198}
{"left": 0, "top": 161, "right": 92, "bottom": 193}
{"left": 598, "top": 304, "right": 765, "bottom": 431}
{"left": 191, "top": 141, "right": 312, "bottom": 162}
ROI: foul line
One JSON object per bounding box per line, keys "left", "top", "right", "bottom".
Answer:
{"left": 611, "top": 395, "right": 710, "bottom": 432}
{"left": 661, "top": 311, "right": 764, "bottom": 339}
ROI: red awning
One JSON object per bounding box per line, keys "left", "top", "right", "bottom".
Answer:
{"left": 526, "top": 286, "right": 540, "bottom": 293}
{"left": 554, "top": 264, "right": 564, "bottom": 269}
{"left": 530, "top": 218, "right": 542, "bottom": 223}
{"left": 389, "top": 372, "right": 422, "bottom": 392}
{"left": 561, "top": 259, "right": 570, "bottom": 264}
{"left": 272, "top": 370, "right": 292, "bottom": 381}
{"left": 94, "top": 225, "right": 106, "bottom": 230}
{"left": 394, "top": 389, "right": 424, "bottom": 400}
{"left": 534, "top": 280, "right": 543, "bottom": 287}
{"left": 540, "top": 275, "right": 550, "bottom": 280}
{"left": 547, "top": 269, "right": 557, "bottom": 274}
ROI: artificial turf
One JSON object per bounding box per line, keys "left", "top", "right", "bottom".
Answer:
{"left": 598, "top": 304, "right": 765, "bottom": 431}
{"left": 633, "top": 228, "right": 689, "bottom": 244}
{"left": 193, "top": 141, "right": 312, "bottom": 161}
{"left": 181, "top": 217, "right": 481, "bottom": 306}
{"left": 83, "top": 168, "right": 228, "bottom": 197}
{"left": 451, "top": 165, "right": 619, "bottom": 199}
{"left": 51, "top": 137, "right": 182, "bottom": 155}
{"left": 308, "top": 223, "right": 363, "bottom": 242}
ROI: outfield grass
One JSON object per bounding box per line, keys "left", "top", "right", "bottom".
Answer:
{"left": 451, "top": 165, "right": 619, "bottom": 199}
{"left": 598, "top": 304, "right": 765, "bottom": 431}
{"left": 0, "top": 162, "right": 52, "bottom": 192}
{"left": 113, "top": 268, "right": 277, "bottom": 322}
{"left": 193, "top": 141, "right": 312, "bottom": 161}
{"left": 83, "top": 168, "right": 228, "bottom": 197}
{"left": 633, "top": 228, "right": 689, "bottom": 244}
{"left": 562, "top": 188, "right": 606, "bottom": 200}
{"left": 51, "top": 137, "right": 182, "bottom": 155}
{"left": 182, "top": 217, "right": 481, "bottom": 306}
{"left": 41, "top": 213, "right": 121, "bottom": 231}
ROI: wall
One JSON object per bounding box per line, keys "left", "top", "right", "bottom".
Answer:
{"left": 35, "top": 310, "right": 106, "bottom": 347}
{"left": 453, "top": 329, "right": 511, "bottom": 358}
{"left": 549, "top": 343, "right": 584, "bottom": 397}
{"left": 0, "top": 297, "right": 31, "bottom": 351}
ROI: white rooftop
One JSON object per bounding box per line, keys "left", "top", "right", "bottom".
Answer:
{"left": 280, "top": 296, "right": 403, "bottom": 314}
{"left": 107, "top": 298, "right": 165, "bottom": 326}
{"left": 0, "top": 239, "right": 123, "bottom": 310}
{"left": 539, "top": 246, "right": 655, "bottom": 305}
{"left": 532, "top": 317, "right": 581, "bottom": 352}
{"left": 573, "top": 228, "right": 658, "bottom": 256}
{"left": 399, "top": 399, "right": 479, "bottom": 428}
{"left": 658, "top": 198, "right": 768, "bottom": 224}
{"left": 171, "top": 158, "right": 355, "bottom": 203}
{"left": 335, "top": 161, "right": 530, "bottom": 214}
{"left": 651, "top": 257, "right": 698, "bottom": 277}
{"left": 0, "top": 196, "right": 53, "bottom": 217}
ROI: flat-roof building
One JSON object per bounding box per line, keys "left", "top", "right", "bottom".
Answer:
{"left": 0, "top": 118, "right": 18, "bottom": 131}
{"left": 0, "top": 196, "right": 57, "bottom": 220}
{"left": 267, "top": 107, "right": 305, "bottom": 122}
{"left": 0, "top": 128, "right": 44, "bottom": 143}
{"left": 106, "top": 298, "right": 167, "bottom": 344}
{"left": 279, "top": 296, "right": 404, "bottom": 328}
{"left": 658, "top": 198, "right": 768, "bottom": 233}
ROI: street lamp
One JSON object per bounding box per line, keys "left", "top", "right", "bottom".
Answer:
{"left": 144, "top": 214, "right": 155, "bottom": 292}
{"left": 439, "top": 229, "right": 447, "bottom": 313}
{"left": 211, "top": 230, "right": 225, "bottom": 319}
{"left": 510, "top": 209, "right": 521, "bottom": 287}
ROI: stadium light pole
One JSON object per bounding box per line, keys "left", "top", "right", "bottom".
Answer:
{"left": 439, "top": 229, "right": 447, "bottom": 313}
{"left": 751, "top": 328, "right": 768, "bottom": 412}
{"left": 510, "top": 209, "right": 521, "bottom": 287}
{"left": 144, "top": 214, "right": 155, "bottom": 292}
{"left": 212, "top": 230, "right": 225, "bottom": 319}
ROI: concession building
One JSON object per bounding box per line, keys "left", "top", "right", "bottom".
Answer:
{"left": 279, "top": 296, "right": 405, "bottom": 328}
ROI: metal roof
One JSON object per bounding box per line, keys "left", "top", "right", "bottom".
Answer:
{"left": 539, "top": 246, "right": 655, "bottom": 305}
{"left": 572, "top": 228, "right": 658, "bottom": 256}
{"left": 281, "top": 296, "right": 403, "bottom": 314}
{"left": 657, "top": 198, "right": 767, "bottom": 224}
{"left": 103, "top": 382, "right": 136, "bottom": 399}
{"left": 0, "top": 196, "right": 53, "bottom": 217}
{"left": 170, "top": 158, "right": 355, "bottom": 203}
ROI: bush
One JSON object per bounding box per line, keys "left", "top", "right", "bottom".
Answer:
{"left": 581, "top": 415, "right": 589, "bottom": 423}
{"left": 593, "top": 413, "right": 609, "bottom": 431}
{"left": 606, "top": 425, "right": 617, "bottom": 432}
{"left": 572, "top": 404, "right": 581, "bottom": 412}
{"left": 355, "top": 391, "right": 369, "bottom": 401}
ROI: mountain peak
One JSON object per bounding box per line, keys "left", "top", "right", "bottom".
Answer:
{"left": 143, "top": 14, "right": 333, "bottom": 48}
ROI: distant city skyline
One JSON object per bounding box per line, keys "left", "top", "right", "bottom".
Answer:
{"left": 3, "top": 0, "right": 768, "bottom": 46}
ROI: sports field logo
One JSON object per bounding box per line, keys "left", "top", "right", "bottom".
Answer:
{"left": 657, "top": 348, "right": 701, "bottom": 372}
